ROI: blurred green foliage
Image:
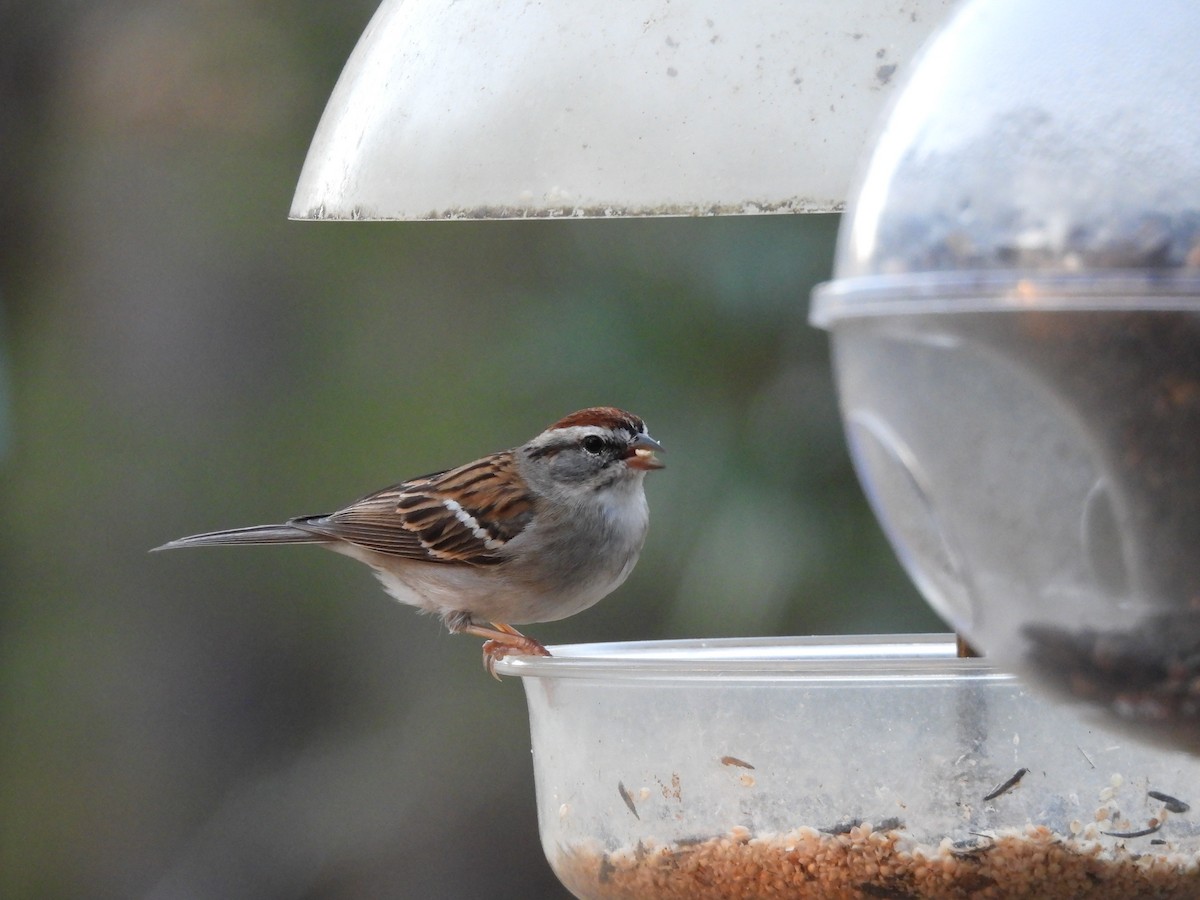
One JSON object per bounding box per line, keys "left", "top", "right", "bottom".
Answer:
{"left": 0, "top": 1, "right": 937, "bottom": 897}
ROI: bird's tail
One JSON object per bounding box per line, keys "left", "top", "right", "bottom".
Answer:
{"left": 152, "top": 523, "right": 328, "bottom": 551}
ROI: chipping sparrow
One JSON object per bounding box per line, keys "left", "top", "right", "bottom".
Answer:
{"left": 155, "top": 407, "right": 664, "bottom": 676}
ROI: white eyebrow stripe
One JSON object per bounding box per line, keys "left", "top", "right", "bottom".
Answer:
{"left": 441, "top": 498, "right": 506, "bottom": 550}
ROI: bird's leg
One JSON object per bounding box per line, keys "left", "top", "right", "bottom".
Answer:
{"left": 475, "top": 622, "right": 552, "bottom": 680}
{"left": 444, "top": 613, "right": 551, "bottom": 679}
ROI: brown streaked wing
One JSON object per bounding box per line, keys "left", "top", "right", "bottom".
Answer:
{"left": 287, "top": 485, "right": 432, "bottom": 560}
{"left": 291, "top": 451, "right": 535, "bottom": 566}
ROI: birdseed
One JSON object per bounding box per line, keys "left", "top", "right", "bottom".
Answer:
{"left": 554, "top": 821, "right": 1200, "bottom": 899}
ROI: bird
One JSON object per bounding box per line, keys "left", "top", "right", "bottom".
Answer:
{"left": 154, "top": 407, "right": 664, "bottom": 676}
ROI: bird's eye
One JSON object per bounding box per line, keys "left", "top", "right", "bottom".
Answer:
{"left": 581, "top": 435, "right": 606, "bottom": 455}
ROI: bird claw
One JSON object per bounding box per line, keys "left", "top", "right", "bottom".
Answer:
{"left": 482, "top": 636, "right": 551, "bottom": 680}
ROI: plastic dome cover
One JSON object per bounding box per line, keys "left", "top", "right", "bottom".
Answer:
{"left": 832, "top": 0, "right": 1200, "bottom": 285}
{"left": 289, "top": 0, "right": 956, "bottom": 221}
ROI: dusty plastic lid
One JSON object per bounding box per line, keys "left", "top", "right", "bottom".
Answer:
{"left": 493, "top": 633, "right": 1002, "bottom": 683}
{"left": 289, "top": 0, "right": 954, "bottom": 221}
{"left": 812, "top": 0, "right": 1200, "bottom": 324}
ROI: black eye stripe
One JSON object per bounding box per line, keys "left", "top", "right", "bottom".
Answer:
{"left": 526, "top": 426, "right": 639, "bottom": 461}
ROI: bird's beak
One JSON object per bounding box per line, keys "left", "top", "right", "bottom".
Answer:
{"left": 625, "top": 433, "right": 665, "bottom": 470}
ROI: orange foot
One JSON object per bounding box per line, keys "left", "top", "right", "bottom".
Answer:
{"left": 481, "top": 635, "right": 552, "bottom": 679}
{"left": 451, "top": 618, "right": 552, "bottom": 679}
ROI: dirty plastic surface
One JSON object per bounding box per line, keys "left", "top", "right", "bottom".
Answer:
{"left": 290, "top": 0, "right": 954, "bottom": 220}
{"left": 810, "top": 0, "right": 1200, "bottom": 752}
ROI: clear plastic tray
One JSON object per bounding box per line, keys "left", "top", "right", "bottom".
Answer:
{"left": 498, "top": 636, "right": 1200, "bottom": 898}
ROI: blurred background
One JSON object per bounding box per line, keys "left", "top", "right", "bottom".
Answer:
{"left": 0, "top": 1, "right": 940, "bottom": 897}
